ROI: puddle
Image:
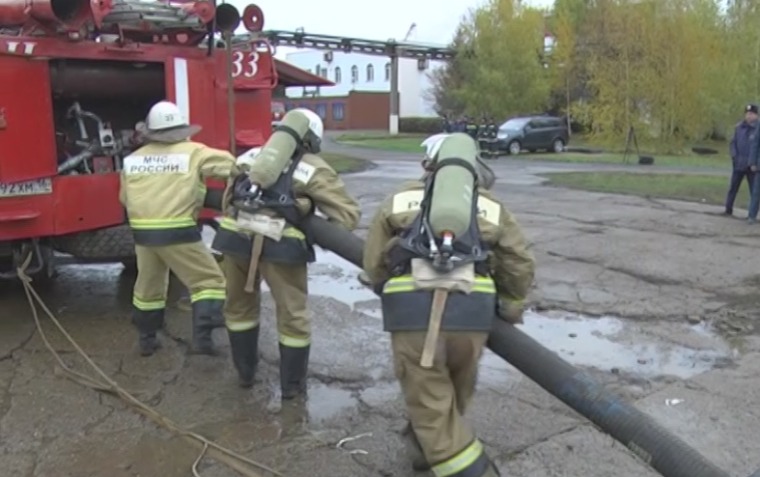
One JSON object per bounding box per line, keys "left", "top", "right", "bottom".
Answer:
{"left": 306, "top": 382, "right": 359, "bottom": 423}
{"left": 476, "top": 350, "right": 525, "bottom": 392}
{"left": 353, "top": 162, "right": 420, "bottom": 180}
{"left": 203, "top": 227, "right": 732, "bottom": 380}
{"left": 516, "top": 310, "right": 732, "bottom": 379}
{"left": 205, "top": 224, "right": 380, "bottom": 315}
{"left": 306, "top": 250, "right": 378, "bottom": 310}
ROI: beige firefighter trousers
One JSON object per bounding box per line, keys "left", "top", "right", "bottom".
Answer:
{"left": 222, "top": 256, "right": 310, "bottom": 347}
{"left": 132, "top": 242, "right": 226, "bottom": 311}
{"left": 391, "top": 330, "right": 489, "bottom": 467}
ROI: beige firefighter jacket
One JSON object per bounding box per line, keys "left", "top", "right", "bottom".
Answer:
{"left": 363, "top": 180, "right": 535, "bottom": 307}
{"left": 219, "top": 152, "right": 361, "bottom": 235}
{"left": 119, "top": 141, "right": 237, "bottom": 245}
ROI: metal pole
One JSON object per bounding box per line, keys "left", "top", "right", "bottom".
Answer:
{"left": 389, "top": 54, "right": 399, "bottom": 135}
{"left": 224, "top": 31, "right": 236, "bottom": 152}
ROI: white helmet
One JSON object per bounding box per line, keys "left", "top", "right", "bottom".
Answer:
{"left": 236, "top": 146, "right": 262, "bottom": 170}
{"left": 146, "top": 101, "right": 188, "bottom": 131}
{"left": 292, "top": 108, "right": 324, "bottom": 140}
{"left": 421, "top": 133, "right": 450, "bottom": 160}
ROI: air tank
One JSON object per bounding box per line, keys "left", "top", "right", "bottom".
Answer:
{"left": 428, "top": 133, "right": 478, "bottom": 238}
{"left": 247, "top": 109, "right": 311, "bottom": 188}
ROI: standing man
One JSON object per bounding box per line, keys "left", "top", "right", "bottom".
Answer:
{"left": 442, "top": 114, "right": 452, "bottom": 133}
{"left": 119, "top": 100, "right": 237, "bottom": 357}
{"left": 362, "top": 133, "right": 535, "bottom": 477}
{"left": 726, "top": 104, "right": 757, "bottom": 217}
{"left": 213, "top": 108, "right": 361, "bottom": 398}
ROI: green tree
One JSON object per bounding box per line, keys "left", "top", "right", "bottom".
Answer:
{"left": 426, "top": 24, "right": 473, "bottom": 115}
{"left": 725, "top": 0, "right": 760, "bottom": 126}
{"left": 430, "top": 0, "right": 550, "bottom": 118}
{"left": 547, "top": 0, "right": 591, "bottom": 128}
{"left": 576, "top": 0, "right": 732, "bottom": 148}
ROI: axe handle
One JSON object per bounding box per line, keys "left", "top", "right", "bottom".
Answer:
{"left": 420, "top": 289, "right": 448, "bottom": 368}
{"left": 244, "top": 235, "right": 264, "bottom": 293}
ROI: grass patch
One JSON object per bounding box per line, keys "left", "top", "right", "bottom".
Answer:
{"left": 527, "top": 151, "right": 727, "bottom": 169}
{"left": 321, "top": 152, "right": 373, "bottom": 173}
{"left": 543, "top": 171, "right": 742, "bottom": 205}
{"left": 335, "top": 132, "right": 730, "bottom": 169}
{"left": 336, "top": 133, "right": 426, "bottom": 153}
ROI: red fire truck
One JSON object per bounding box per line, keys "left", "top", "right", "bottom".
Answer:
{"left": 0, "top": 0, "right": 277, "bottom": 279}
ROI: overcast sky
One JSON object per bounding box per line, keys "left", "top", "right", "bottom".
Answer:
{"left": 226, "top": 0, "right": 555, "bottom": 58}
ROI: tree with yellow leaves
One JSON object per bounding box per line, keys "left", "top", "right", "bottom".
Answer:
{"left": 433, "top": 0, "right": 550, "bottom": 118}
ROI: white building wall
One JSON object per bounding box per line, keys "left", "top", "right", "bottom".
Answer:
{"left": 283, "top": 49, "right": 442, "bottom": 117}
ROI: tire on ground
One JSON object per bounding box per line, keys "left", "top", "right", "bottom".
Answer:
{"left": 53, "top": 225, "right": 135, "bottom": 261}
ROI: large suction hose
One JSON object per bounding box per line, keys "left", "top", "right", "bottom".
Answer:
{"left": 201, "top": 190, "right": 740, "bottom": 477}
{"left": 301, "top": 215, "right": 732, "bottom": 477}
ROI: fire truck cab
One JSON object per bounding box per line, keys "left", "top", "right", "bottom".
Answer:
{"left": 0, "top": 0, "right": 276, "bottom": 279}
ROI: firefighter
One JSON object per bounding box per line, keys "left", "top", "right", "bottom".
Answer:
{"left": 362, "top": 133, "right": 535, "bottom": 477}
{"left": 465, "top": 116, "right": 479, "bottom": 139}
{"left": 476, "top": 115, "right": 490, "bottom": 157}
{"left": 119, "top": 100, "right": 237, "bottom": 357}
{"left": 212, "top": 108, "right": 361, "bottom": 397}
{"left": 485, "top": 116, "right": 499, "bottom": 158}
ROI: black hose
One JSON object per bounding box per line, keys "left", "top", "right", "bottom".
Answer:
{"left": 202, "top": 192, "right": 733, "bottom": 477}
{"left": 300, "top": 215, "right": 731, "bottom": 477}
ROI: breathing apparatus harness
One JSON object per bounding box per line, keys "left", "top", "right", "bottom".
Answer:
{"left": 388, "top": 156, "right": 490, "bottom": 277}
{"left": 229, "top": 124, "right": 321, "bottom": 244}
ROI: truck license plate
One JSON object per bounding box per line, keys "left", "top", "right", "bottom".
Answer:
{"left": 0, "top": 178, "right": 53, "bottom": 198}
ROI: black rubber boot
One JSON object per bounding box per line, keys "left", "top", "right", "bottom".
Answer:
{"left": 228, "top": 327, "right": 259, "bottom": 388}
{"left": 279, "top": 344, "right": 309, "bottom": 400}
{"left": 402, "top": 421, "right": 430, "bottom": 471}
{"left": 132, "top": 309, "right": 164, "bottom": 357}
{"left": 190, "top": 300, "right": 222, "bottom": 355}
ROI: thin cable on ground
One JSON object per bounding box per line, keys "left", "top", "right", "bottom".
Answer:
{"left": 16, "top": 254, "right": 282, "bottom": 477}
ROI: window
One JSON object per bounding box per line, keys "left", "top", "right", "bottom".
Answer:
{"left": 315, "top": 64, "right": 320, "bottom": 75}
{"left": 350, "top": 65, "right": 358, "bottom": 83}
{"left": 384, "top": 62, "right": 391, "bottom": 81}
{"left": 319, "top": 67, "right": 328, "bottom": 78}
{"left": 366, "top": 64, "right": 374, "bottom": 82}
{"left": 334, "top": 66, "right": 342, "bottom": 83}
{"left": 332, "top": 102, "right": 345, "bottom": 121}
{"left": 499, "top": 117, "right": 530, "bottom": 131}
{"left": 315, "top": 103, "right": 327, "bottom": 119}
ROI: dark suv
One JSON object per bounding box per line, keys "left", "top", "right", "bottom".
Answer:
{"left": 495, "top": 115, "right": 569, "bottom": 155}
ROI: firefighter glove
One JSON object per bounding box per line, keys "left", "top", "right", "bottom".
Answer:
{"left": 496, "top": 299, "right": 525, "bottom": 325}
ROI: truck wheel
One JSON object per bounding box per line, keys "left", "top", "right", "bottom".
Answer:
{"left": 53, "top": 225, "right": 135, "bottom": 263}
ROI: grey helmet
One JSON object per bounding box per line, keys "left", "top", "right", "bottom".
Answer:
{"left": 420, "top": 133, "right": 496, "bottom": 189}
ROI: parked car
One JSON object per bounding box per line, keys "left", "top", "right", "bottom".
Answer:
{"left": 495, "top": 115, "right": 569, "bottom": 155}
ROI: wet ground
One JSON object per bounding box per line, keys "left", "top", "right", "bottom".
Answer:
{"left": 2, "top": 137, "right": 760, "bottom": 477}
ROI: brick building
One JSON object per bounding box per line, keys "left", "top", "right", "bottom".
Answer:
{"left": 280, "top": 91, "right": 393, "bottom": 130}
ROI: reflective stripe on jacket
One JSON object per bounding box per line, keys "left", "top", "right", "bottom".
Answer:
{"left": 380, "top": 274, "right": 497, "bottom": 332}
{"left": 119, "top": 140, "right": 237, "bottom": 246}
{"left": 212, "top": 153, "right": 361, "bottom": 263}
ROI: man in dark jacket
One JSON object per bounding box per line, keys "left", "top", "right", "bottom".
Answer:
{"left": 726, "top": 104, "right": 758, "bottom": 217}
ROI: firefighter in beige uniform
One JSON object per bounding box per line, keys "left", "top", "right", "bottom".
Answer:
{"left": 212, "top": 108, "right": 360, "bottom": 398}
{"left": 363, "top": 133, "right": 535, "bottom": 477}
{"left": 119, "top": 100, "right": 237, "bottom": 357}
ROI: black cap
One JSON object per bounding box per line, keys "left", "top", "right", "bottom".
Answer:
{"left": 746, "top": 104, "right": 758, "bottom": 114}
